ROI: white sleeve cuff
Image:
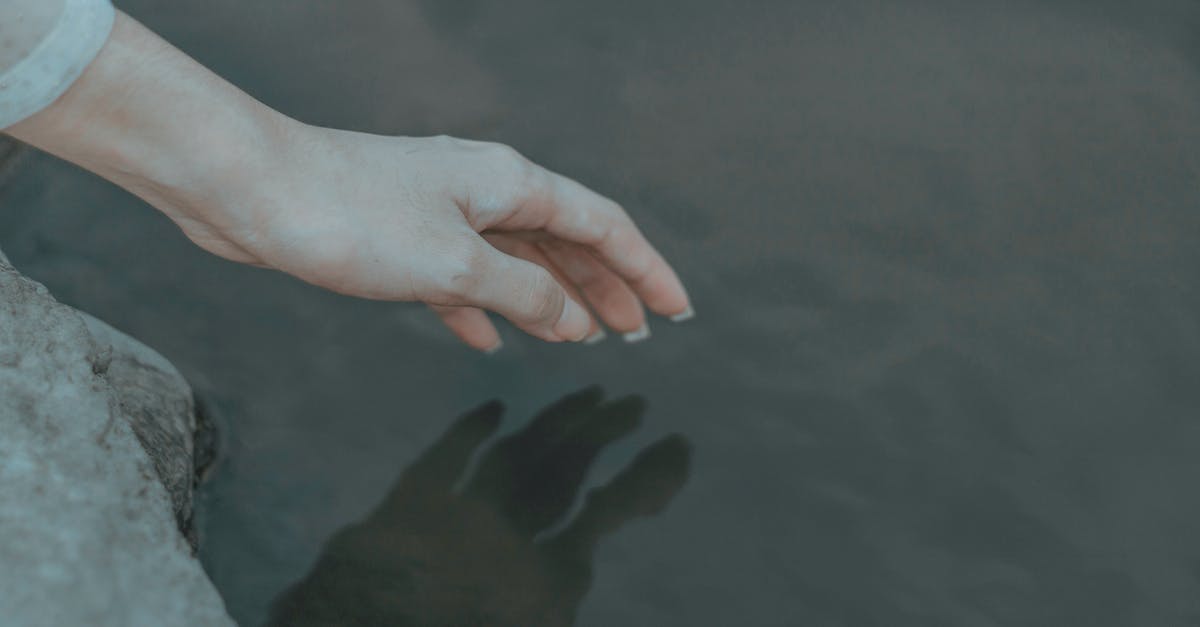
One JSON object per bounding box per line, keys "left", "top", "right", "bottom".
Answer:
{"left": 0, "top": 0, "right": 115, "bottom": 129}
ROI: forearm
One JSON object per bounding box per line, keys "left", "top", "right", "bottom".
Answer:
{"left": 3, "top": 7, "right": 690, "bottom": 347}
{"left": 6, "top": 12, "right": 294, "bottom": 235}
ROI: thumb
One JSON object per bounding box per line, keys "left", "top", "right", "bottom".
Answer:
{"left": 457, "top": 241, "right": 592, "bottom": 342}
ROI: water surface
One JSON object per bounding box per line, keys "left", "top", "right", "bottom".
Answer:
{"left": 3, "top": 0, "right": 1200, "bottom": 625}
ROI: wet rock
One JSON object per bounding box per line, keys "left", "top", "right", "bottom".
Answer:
{"left": 81, "top": 312, "right": 198, "bottom": 537}
{"left": 0, "top": 253, "right": 233, "bottom": 626}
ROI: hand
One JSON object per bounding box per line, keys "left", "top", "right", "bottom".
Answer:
{"left": 6, "top": 13, "right": 693, "bottom": 351}
{"left": 206, "top": 128, "right": 693, "bottom": 349}
{"left": 268, "top": 387, "right": 692, "bottom": 627}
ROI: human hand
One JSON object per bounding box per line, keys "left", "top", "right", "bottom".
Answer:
{"left": 268, "top": 387, "right": 691, "bottom": 626}
{"left": 201, "top": 128, "right": 694, "bottom": 349}
{"left": 7, "top": 13, "right": 692, "bottom": 351}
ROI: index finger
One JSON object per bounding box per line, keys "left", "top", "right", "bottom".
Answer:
{"left": 525, "top": 166, "right": 693, "bottom": 320}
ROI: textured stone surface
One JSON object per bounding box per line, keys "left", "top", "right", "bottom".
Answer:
{"left": 0, "top": 136, "right": 21, "bottom": 187}
{"left": 81, "top": 312, "right": 198, "bottom": 536}
{"left": 0, "top": 253, "right": 233, "bottom": 626}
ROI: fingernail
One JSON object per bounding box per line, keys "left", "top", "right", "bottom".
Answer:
{"left": 622, "top": 324, "right": 651, "bottom": 343}
{"left": 555, "top": 298, "right": 591, "bottom": 342}
{"left": 484, "top": 339, "right": 504, "bottom": 354}
{"left": 584, "top": 329, "right": 607, "bottom": 345}
{"left": 670, "top": 305, "right": 695, "bottom": 323}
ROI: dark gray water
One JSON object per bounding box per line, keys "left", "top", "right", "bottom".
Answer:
{"left": 4, "top": 0, "right": 1200, "bottom": 625}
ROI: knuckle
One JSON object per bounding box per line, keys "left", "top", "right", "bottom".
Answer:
{"left": 602, "top": 215, "right": 640, "bottom": 254}
{"left": 513, "top": 267, "right": 564, "bottom": 324}
{"left": 484, "top": 142, "right": 535, "bottom": 184}
{"left": 427, "top": 246, "right": 489, "bottom": 303}
{"left": 462, "top": 144, "right": 538, "bottom": 212}
{"left": 523, "top": 270, "right": 564, "bottom": 324}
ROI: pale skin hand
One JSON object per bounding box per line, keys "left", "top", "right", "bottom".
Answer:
{"left": 6, "top": 12, "right": 692, "bottom": 351}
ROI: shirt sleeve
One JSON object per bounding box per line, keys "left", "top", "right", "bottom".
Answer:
{"left": 0, "top": 0, "right": 115, "bottom": 129}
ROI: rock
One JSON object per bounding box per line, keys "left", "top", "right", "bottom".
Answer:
{"left": 81, "top": 312, "right": 198, "bottom": 538}
{"left": 0, "top": 252, "right": 234, "bottom": 626}
{"left": 0, "top": 136, "right": 22, "bottom": 188}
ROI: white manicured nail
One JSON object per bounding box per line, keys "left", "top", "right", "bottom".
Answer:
{"left": 484, "top": 340, "right": 504, "bottom": 354}
{"left": 670, "top": 305, "right": 695, "bottom": 323}
{"left": 584, "top": 330, "right": 607, "bottom": 345}
{"left": 622, "top": 325, "right": 651, "bottom": 343}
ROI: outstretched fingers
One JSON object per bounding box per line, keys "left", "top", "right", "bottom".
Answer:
{"left": 430, "top": 144, "right": 693, "bottom": 348}
{"left": 486, "top": 233, "right": 605, "bottom": 342}
{"left": 526, "top": 168, "right": 693, "bottom": 321}
{"left": 431, "top": 236, "right": 592, "bottom": 344}
{"left": 538, "top": 239, "right": 647, "bottom": 339}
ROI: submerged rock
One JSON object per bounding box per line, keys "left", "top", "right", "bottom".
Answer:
{"left": 0, "top": 252, "right": 233, "bottom": 626}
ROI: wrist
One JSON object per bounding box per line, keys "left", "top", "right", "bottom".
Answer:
{"left": 6, "top": 11, "right": 299, "bottom": 238}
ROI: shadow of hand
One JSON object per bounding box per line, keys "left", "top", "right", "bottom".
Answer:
{"left": 268, "top": 387, "right": 691, "bottom": 627}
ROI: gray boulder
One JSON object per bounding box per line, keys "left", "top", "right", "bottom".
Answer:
{"left": 0, "top": 252, "right": 234, "bottom": 626}
{"left": 81, "top": 312, "right": 199, "bottom": 537}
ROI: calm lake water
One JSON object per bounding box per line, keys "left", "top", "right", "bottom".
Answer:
{"left": 4, "top": 0, "right": 1200, "bottom": 625}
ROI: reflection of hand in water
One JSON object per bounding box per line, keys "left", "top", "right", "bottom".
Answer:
{"left": 269, "top": 387, "right": 692, "bottom": 626}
